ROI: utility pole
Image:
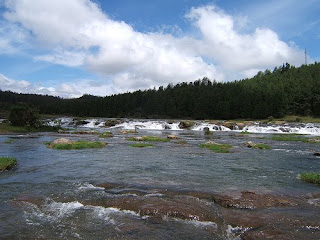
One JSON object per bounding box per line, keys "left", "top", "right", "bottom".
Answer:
{"left": 305, "top": 48, "right": 307, "bottom": 65}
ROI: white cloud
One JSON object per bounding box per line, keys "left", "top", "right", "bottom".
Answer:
{"left": 1, "top": 1, "right": 307, "bottom": 97}
{"left": 186, "top": 5, "right": 305, "bottom": 77}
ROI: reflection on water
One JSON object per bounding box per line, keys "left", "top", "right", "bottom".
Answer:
{"left": 1, "top": 130, "right": 320, "bottom": 239}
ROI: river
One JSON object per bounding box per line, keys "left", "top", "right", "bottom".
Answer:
{"left": 1, "top": 120, "right": 320, "bottom": 239}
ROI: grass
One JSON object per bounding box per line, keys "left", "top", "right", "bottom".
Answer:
{"left": 99, "top": 131, "right": 113, "bottom": 138}
{"left": 240, "top": 131, "right": 252, "bottom": 135}
{"left": 4, "top": 138, "right": 14, "bottom": 144}
{"left": 49, "top": 141, "right": 107, "bottom": 150}
{"left": 129, "top": 143, "right": 154, "bottom": 148}
{"left": 200, "top": 142, "right": 232, "bottom": 153}
{"left": 270, "top": 135, "right": 309, "bottom": 143}
{"left": 0, "top": 123, "right": 62, "bottom": 134}
{"left": 300, "top": 172, "right": 320, "bottom": 185}
{"left": 127, "top": 135, "right": 170, "bottom": 142}
{"left": 0, "top": 157, "right": 17, "bottom": 171}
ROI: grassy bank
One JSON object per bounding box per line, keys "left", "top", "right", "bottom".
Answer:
{"left": 0, "top": 157, "right": 17, "bottom": 171}
{"left": 0, "top": 123, "right": 61, "bottom": 134}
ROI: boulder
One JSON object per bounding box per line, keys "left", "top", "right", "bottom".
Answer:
{"left": 178, "top": 120, "right": 195, "bottom": 129}
{"left": 52, "top": 138, "right": 72, "bottom": 145}
{"left": 314, "top": 152, "right": 320, "bottom": 156}
{"left": 167, "top": 135, "right": 179, "bottom": 140}
{"left": 105, "top": 119, "right": 124, "bottom": 127}
{"left": 309, "top": 138, "right": 320, "bottom": 143}
{"left": 244, "top": 141, "right": 256, "bottom": 148}
{"left": 221, "top": 122, "right": 235, "bottom": 130}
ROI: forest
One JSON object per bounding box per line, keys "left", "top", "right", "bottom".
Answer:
{"left": 1, "top": 62, "right": 320, "bottom": 120}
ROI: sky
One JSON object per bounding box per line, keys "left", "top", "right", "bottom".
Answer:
{"left": 0, "top": 0, "right": 319, "bottom": 98}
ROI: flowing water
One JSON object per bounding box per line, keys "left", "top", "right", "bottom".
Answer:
{"left": 1, "top": 120, "right": 320, "bottom": 239}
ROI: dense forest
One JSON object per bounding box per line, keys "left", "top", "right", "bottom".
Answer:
{"left": 1, "top": 63, "right": 320, "bottom": 120}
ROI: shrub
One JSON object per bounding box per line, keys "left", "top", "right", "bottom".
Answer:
{"left": 9, "top": 103, "right": 40, "bottom": 127}
{"left": 0, "top": 157, "right": 17, "bottom": 171}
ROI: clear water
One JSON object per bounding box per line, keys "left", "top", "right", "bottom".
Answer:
{"left": 1, "top": 130, "right": 320, "bottom": 239}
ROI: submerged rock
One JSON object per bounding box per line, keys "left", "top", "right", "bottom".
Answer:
{"left": 314, "top": 152, "right": 320, "bottom": 156}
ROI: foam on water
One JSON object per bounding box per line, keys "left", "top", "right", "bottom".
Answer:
{"left": 111, "top": 120, "right": 182, "bottom": 131}
{"left": 191, "top": 123, "right": 231, "bottom": 131}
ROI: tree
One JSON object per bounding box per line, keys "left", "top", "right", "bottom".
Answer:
{"left": 9, "top": 103, "right": 40, "bottom": 127}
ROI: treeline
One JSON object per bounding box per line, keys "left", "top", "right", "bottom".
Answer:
{"left": 1, "top": 63, "right": 320, "bottom": 119}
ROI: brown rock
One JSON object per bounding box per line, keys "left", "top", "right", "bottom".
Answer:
{"left": 52, "top": 138, "right": 72, "bottom": 145}
{"left": 167, "top": 135, "right": 179, "bottom": 140}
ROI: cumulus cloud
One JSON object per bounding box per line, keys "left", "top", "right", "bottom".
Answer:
{"left": 186, "top": 5, "right": 305, "bottom": 76}
{"left": 0, "top": 0, "right": 306, "bottom": 97}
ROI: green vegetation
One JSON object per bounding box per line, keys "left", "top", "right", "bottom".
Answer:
{"left": 240, "top": 131, "right": 252, "bottom": 134}
{"left": 49, "top": 141, "right": 107, "bottom": 150}
{"left": 9, "top": 103, "right": 40, "bottom": 127}
{"left": 129, "top": 143, "right": 154, "bottom": 148}
{"left": 0, "top": 123, "right": 61, "bottom": 134}
{"left": 200, "top": 142, "right": 232, "bottom": 153}
{"left": 1, "top": 63, "right": 320, "bottom": 120}
{"left": 300, "top": 172, "right": 320, "bottom": 185}
{"left": 4, "top": 138, "right": 14, "bottom": 144}
{"left": 99, "top": 131, "right": 113, "bottom": 138}
{"left": 270, "top": 135, "right": 320, "bottom": 144}
{"left": 127, "top": 136, "right": 170, "bottom": 142}
{"left": 0, "top": 157, "right": 17, "bottom": 171}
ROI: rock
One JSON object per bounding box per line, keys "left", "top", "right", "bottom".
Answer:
{"left": 221, "top": 122, "right": 235, "bottom": 130}
{"left": 167, "top": 135, "right": 179, "bottom": 140}
{"left": 52, "top": 138, "right": 72, "bottom": 145}
{"left": 309, "top": 138, "right": 320, "bottom": 143}
{"left": 104, "top": 119, "right": 124, "bottom": 127}
{"left": 75, "top": 120, "right": 90, "bottom": 125}
{"left": 236, "top": 123, "right": 245, "bottom": 130}
{"left": 212, "top": 191, "right": 298, "bottom": 209}
{"left": 178, "top": 120, "right": 195, "bottom": 129}
{"left": 244, "top": 141, "right": 256, "bottom": 148}
{"left": 203, "top": 127, "right": 212, "bottom": 135}
{"left": 134, "top": 136, "right": 144, "bottom": 141}
{"left": 314, "top": 152, "right": 320, "bottom": 156}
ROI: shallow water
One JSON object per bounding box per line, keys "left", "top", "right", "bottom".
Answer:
{"left": 1, "top": 129, "right": 320, "bottom": 239}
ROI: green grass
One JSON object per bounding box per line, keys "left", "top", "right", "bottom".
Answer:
{"left": 200, "top": 142, "right": 232, "bottom": 153}
{"left": 129, "top": 143, "right": 154, "bottom": 148}
{"left": 270, "top": 135, "right": 309, "bottom": 143}
{"left": 4, "top": 138, "right": 14, "bottom": 144}
{"left": 300, "top": 172, "right": 320, "bottom": 185}
{"left": 99, "top": 131, "right": 113, "bottom": 138}
{"left": 127, "top": 135, "right": 170, "bottom": 142}
{"left": 0, "top": 157, "right": 17, "bottom": 171}
{"left": 0, "top": 123, "right": 62, "bottom": 134}
{"left": 49, "top": 141, "right": 107, "bottom": 150}
{"left": 240, "top": 131, "right": 252, "bottom": 135}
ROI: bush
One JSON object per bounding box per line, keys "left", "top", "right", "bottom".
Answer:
{"left": 9, "top": 103, "right": 40, "bottom": 127}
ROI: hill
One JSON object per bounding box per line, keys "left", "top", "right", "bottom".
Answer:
{"left": 1, "top": 62, "right": 320, "bottom": 119}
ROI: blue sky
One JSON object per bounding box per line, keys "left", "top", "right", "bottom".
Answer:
{"left": 0, "top": 0, "right": 319, "bottom": 97}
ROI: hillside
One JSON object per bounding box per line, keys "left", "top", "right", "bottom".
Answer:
{"left": 1, "top": 63, "right": 320, "bottom": 119}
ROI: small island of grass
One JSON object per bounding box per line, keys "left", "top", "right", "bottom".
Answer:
{"left": 200, "top": 141, "right": 232, "bottom": 153}
{"left": 129, "top": 143, "right": 154, "bottom": 148}
{"left": 48, "top": 139, "right": 107, "bottom": 150}
{"left": 300, "top": 172, "right": 320, "bottom": 185}
{"left": 270, "top": 135, "right": 309, "bottom": 143}
{"left": 0, "top": 157, "right": 17, "bottom": 171}
{"left": 99, "top": 131, "right": 113, "bottom": 138}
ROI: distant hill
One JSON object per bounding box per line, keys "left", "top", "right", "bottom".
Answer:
{"left": 1, "top": 62, "right": 320, "bottom": 119}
